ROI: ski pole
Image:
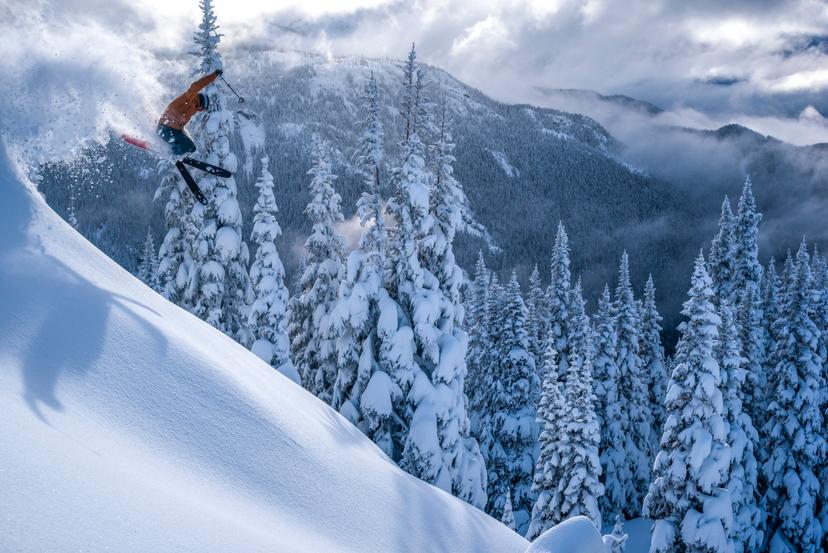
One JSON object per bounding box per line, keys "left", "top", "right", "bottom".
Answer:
{"left": 219, "top": 74, "right": 245, "bottom": 103}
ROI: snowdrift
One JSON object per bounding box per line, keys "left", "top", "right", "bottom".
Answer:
{"left": 0, "top": 145, "right": 527, "bottom": 552}
{"left": 526, "top": 517, "right": 605, "bottom": 553}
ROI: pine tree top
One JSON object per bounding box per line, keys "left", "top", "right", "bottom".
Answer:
{"left": 473, "top": 251, "right": 488, "bottom": 282}
{"left": 529, "top": 264, "right": 541, "bottom": 287}
{"left": 550, "top": 222, "right": 571, "bottom": 291}
{"left": 616, "top": 251, "right": 632, "bottom": 296}
{"left": 734, "top": 175, "right": 763, "bottom": 290}
{"left": 251, "top": 157, "right": 281, "bottom": 245}
{"left": 193, "top": 0, "right": 223, "bottom": 74}
{"left": 736, "top": 176, "right": 760, "bottom": 227}
{"left": 568, "top": 279, "right": 591, "bottom": 360}
{"left": 676, "top": 252, "right": 719, "bottom": 360}
{"left": 598, "top": 284, "right": 613, "bottom": 316}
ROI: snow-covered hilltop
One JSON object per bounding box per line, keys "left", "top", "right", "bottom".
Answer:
{"left": 0, "top": 145, "right": 527, "bottom": 552}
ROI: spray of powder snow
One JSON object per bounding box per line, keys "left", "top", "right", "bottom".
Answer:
{"left": 0, "top": 1, "right": 166, "bottom": 167}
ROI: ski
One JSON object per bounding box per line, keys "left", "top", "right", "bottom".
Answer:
{"left": 121, "top": 134, "right": 232, "bottom": 177}
{"left": 180, "top": 157, "right": 231, "bottom": 178}
{"left": 175, "top": 161, "right": 208, "bottom": 206}
{"left": 121, "top": 133, "right": 231, "bottom": 205}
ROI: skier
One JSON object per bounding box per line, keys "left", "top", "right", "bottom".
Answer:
{"left": 156, "top": 69, "right": 223, "bottom": 156}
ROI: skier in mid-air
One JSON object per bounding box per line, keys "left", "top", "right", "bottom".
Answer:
{"left": 121, "top": 68, "right": 233, "bottom": 205}
{"left": 156, "top": 69, "right": 223, "bottom": 156}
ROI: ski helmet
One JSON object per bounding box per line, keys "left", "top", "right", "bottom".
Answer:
{"left": 197, "top": 93, "right": 209, "bottom": 110}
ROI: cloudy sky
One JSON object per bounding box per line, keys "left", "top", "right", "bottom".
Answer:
{"left": 10, "top": 0, "right": 828, "bottom": 144}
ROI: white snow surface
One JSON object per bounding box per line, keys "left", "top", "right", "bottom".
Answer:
{"left": 0, "top": 146, "right": 527, "bottom": 552}
{"left": 525, "top": 516, "right": 606, "bottom": 553}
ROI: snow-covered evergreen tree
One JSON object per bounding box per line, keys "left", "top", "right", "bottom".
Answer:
{"left": 526, "top": 264, "right": 547, "bottom": 369}
{"left": 288, "top": 136, "right": 346, "bottom": 403}
{"left": 613, "top": 252, "right": 651, "bottom": 517}
{"left": 569, "top": 279, "right": 592, "bottom": 362}
{"left": 380, "top": 45, "right": 487, "bottom": 509}
{"left": 186, "top": 0, "right": 251, "bottom": 342}
{"left": 137, "top": 228, "right": 158, "bottom": 290}
{"left": 716, "top": 301, "right": 763, "bottom": 553}
{"left": 593, "top": 283, "right": 625, "bottom": 521}
{"left": 761, "top": 260, "right": 781, "bottom": 380}
{"left": 482, "top": 272, "right": 539, "bottom": 531}
{"left": 502, "top": 489, "right": 517, "bottom": 531}
{"left": 781, "top": 249, "right": 796, "bottom": 298}
{"left": 643, "top": 252, "right": 733, "bottom": 553}
{"left": 546, "top": 222, "right": 571, "bottom": 376}
{"left": 424, "top": 96, "right": 486, "bottom": 311}
{"left": 327, "top": 72, "right": 388, "bottom": 432}
{"left": 640, "top": 275, "right": 667, "bottom": 452}
{"left": 466, "top": 251, "right": 490, "bottom": 432}
{"left": 555, "top": 281, "right": 603, "bottom": 528}
{"left": 475, "top": 273, "right": 502, "bottom": 463}
{"left": 762, "top": 241, "right": 826, "bottom": 553}
{"left": 156, "top": 167, "right": 195, "bottom": 305}
{"left": 526, "top": 344, "right": 568, "bottom": 541}
{"left": 193, "top": 0, "right": 221, "bottom": 74}
{"left": 604, "top": 517, "right": 628, "bottom": 553}
{"left": 708, "top": 197, "right": 736, "bottom": 306}
{"left": 247, "top": 156, "right": 296, "bottom": 382}
{"left": 67, "top": 182, "right": 79, "bottom": 229}
{"left": 732, "top": 177, "right": 765, "bottom": 426}
{"left": 810, "top": 253, "right": 828, "bottom": 550}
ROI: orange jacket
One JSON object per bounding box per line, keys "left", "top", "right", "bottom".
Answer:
{"left": 158, "top": 72, "right": 220, "bottom": 130}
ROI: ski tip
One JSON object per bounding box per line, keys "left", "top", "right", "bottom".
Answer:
{"left": 121, "top": 134, "right": 152, "bottom": 151}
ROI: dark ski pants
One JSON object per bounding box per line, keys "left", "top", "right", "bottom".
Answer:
{"left": 157, "top": 124, "right": 197, "bottom": 157}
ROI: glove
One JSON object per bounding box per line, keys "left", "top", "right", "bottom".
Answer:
{"left": 214, "top": 69, "right": 224, "bottom": 77}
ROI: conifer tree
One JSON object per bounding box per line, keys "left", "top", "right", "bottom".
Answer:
{"left": 762, "top": 241, "right": 826, "bottom": 553}
{"left": 186, "top": 0, "right": 251, "bottom": 341}
{"left": 475, "top": 273, "right": 502, "bottom": 464}
{"left": 640, "top": 275, "right": 667, "bottom": 450}
{"left": 526, "top": 344, "right": 567, "bottom": 540}
{"left": 604, "top": 517, "right": 628, "bottom": 553}
{"left": 546, "top": 222, "right": 571, "bottom": 376}
{"left": 425, "top": 96, "right": 486, "bottom": 311}
{"left": 466, "top": 251, "right": 491, "bottom": 431}
{"left": 732, "top": 177, "right": 765, "bottom": 426}
{"left": 593, "top": 283, "right": 624, "bottom": 521}
{"left": 781, "top": 249, "right": 796, "bottom": 297}
{"left": 482, "top": 272, "right": 539, "bottom": 531}
{"left": 380, "top": 45, "right": 486, "bottom": 509}
{"left": 248, "top": 157, "right": 297, "bottom": 382}
{"left": 708, "top": 197, "right": 736, "bottom": 306}
{"left": 761, "top": 259, "right": 782, "bottom": 393}
{"left": 643, "top": 252, "right": 733, "bottom": 553}
{"left": 526, "top": 264, "right": 547, "bottom": 369}
{"left": 137, "top": 228, "right": 158, "bottom": 290}
{"left": 716, "top": 301, "right": 763, "bottom": 553}
{"left": 556, "top": 281, "right": 603, "bottom": 528}
{"left": 613, "top": 251, "right": 651, "bottom": 516}
{"left": 328, "top": 72, "right": 387, "bottom": 431}
{"left": 810, "top": 254, "right": 828, "bottom": 548}
{"left": 156, "top": 168, "right": 195, "bottom": 305}
{"left": 502, "top": 489, "right": 517, "bottom": 531}
{"left": 67, "top": 182, "right": 79, "bottom": 229}
{"left": 288, "top": 136, "right": 346, "bottom": 403}
{"left": 568, "top": 279, "right": 592, "bottom": 362}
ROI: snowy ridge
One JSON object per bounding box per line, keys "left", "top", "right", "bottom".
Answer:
{"left": 0, "top": 145, "right": 527, "bottom": 552}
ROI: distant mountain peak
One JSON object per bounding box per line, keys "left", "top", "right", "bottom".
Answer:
{"left": 535, "top": 87, "right": 664, "bottom": 116}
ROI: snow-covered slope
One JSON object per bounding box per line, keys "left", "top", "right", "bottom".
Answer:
{"left": 0, "top": 145, "right": 527, "bottom": 552}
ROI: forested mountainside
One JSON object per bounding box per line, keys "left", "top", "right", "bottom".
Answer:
{"left": 40, "top": 49, "right": 825, "bottom": 340}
